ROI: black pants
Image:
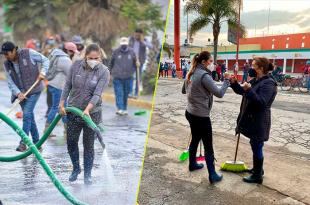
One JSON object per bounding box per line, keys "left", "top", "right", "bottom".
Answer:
{"left": 164, "top": 70, "right": 169, "bottom": 77}
{"left": 67, "top": 111, "right": 102, "bottom": 174}
{"left": 185, "top": 111, "right": 214, "bottom": 159}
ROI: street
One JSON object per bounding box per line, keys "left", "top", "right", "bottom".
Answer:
{"left": 138, "top": 78, "right": 310, "bottom": 205}
{"left": 0, "top": 81, "right": 150, "bottom": 205}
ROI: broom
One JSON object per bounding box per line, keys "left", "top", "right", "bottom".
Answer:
{"left": 179, "top": 133, "right": 191, "bottom": 162}
{"left": 196, "top": 141, "right": 205, "bottom": 161}
{"left": 221, "top": 92, "right": 248, "bottom": 172}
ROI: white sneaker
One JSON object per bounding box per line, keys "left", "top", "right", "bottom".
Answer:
{"left": 116, "top": 110, "right": 123, "bottom": 115}
{"left": 122, "top": 110, "right": 128, "bottom": 115}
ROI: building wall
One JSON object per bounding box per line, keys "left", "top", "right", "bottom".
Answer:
{"left": 240, "top": 33, "right": 310, "bottom": 50}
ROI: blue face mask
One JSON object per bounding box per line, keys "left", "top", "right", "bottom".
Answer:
{"left": 248, "top": 68, "right": 257, "bottom": 77}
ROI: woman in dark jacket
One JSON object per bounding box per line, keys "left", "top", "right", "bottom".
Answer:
{"left": 59, "top": 43, "right": 110, "bottom": 185}
{"left": 230, "top": 56, "right": 277, "bottom": 184}
{"left": 184, "top": 51, "right": 231, "bottom": 184}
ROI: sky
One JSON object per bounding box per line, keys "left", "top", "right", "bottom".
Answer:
{"left": 165, "top": 0, "right": 310, "bottom": 46}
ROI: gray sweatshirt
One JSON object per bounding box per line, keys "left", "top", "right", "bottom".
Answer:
{"left": 186, "top": 64, "right": 230, "bottom": 117}
{"left": 48, "top": 48, "right": 72, "bottom": 90}
{"left": 61, "top": 60, "right": 110, "bottom": 113}
{"left": 109, "top": 46, "right": 137, "bottom": 79}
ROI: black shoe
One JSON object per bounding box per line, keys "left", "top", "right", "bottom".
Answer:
{"left": 189, "top": 163, "right": 204, "bottom": 172}
{"left": 248, "top": 168, "right": 264, "bottom": 176}
{"left": 243, "top": 174, "right": 263, "bottom": 184}
{"left": 206, "top": 154, "right": 223, "bottom": 184}
{"left": 84, "top": 174, "right": 92, "bottom": 185}
{"left": 16, "top": 142, "right": 27, "bottom": 152}
{"left": 243, "top": 157, "right": 263, "bottom": 184}
{"left": 69, "top": 169, "right": 81, "bottom": 182}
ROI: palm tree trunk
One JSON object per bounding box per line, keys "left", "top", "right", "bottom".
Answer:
{"left": 212, "top": 22, "right": 220, "bottom": 63}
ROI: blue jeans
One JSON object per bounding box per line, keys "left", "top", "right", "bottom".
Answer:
{"left": 250, "top": 139, "right": 264, "bottom": 159}
{"left": 242, "top": 72, "right": 248, "bottom": 83}
{"left": 20, "top": 92, "right": 41, "bottom": 143}
{"left": 182, "top": 69, "right": 187, "bottom": 79}
{"left": 172, "top": 69, "right": 176, "bottom": 78}
{"left": 307, "top": 76, "right": 310, "bottom": 90}
{"left": 113, "top": 78, "right": 131, "bottom": 110}
{"left": 46, "top": 85, "right": 67, "bottom": 124}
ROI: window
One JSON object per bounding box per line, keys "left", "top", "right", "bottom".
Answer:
{"left": 272, "top": 44, "right": 275, "bottom": 49}
{"left": 302, "top": 42, "right": 305, "bottom": 48}
{"left": 286, "top": 43, "right": 289, "bottom": 48}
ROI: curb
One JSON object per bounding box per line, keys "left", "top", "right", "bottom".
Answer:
{"left": 0, "top": 73, "right": 153, "bottom": 109}
{"left": 102, "top": 93, "right": 152, "bottom": 110}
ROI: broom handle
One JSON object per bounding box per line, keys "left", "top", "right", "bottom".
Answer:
{"left": 186, "top": 133, "right": 192, "bottom": 149}
{"left": 234, "top": 133, "right": 241, "bottom": 163}
{"left": 6, "top": 79, "right": 41, "bottom": 116}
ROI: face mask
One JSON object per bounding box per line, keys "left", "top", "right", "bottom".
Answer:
{"left": 248, "top": 68, "right": 257, "bottom": 77}
{"left": 121, "top": 45, "right": 128, "bottom": 51}
{"left": 87, "top": 59, "right": 100, "bottom": 69}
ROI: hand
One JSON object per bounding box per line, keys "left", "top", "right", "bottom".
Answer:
{"left": 242, "top": 82, "right": 251, "bottom": 91}
{"left": 17, "top": 93, "right": 27, "bottom": 101}
{"left": 83, "top": 109, "right": 90, "bottom": 117}
{"left": 38, "top": 73, "right": 45, "bottom": 80}
{"left": 136, "top": 60, "right": 141, "bottom": 69}
{"left": 59, "top": 105, "right": 66, "bottom": 116}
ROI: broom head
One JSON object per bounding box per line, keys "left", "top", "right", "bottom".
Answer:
{"left": 220, "top": 160, "right": 248, "bottom": 172}
{"left": 179, "top": 150, "right": 189, "bottom": 161}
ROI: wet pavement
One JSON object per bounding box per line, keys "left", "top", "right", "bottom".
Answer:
{"left": 0, "top": 81, "right": 150, "bottom": 205}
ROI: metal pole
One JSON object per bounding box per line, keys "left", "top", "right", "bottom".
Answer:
{"left": 174, "top": 0, "right": 181, "bottom": 77}
{"left": 236, "top": 0, "right": 241, "bottom": 65}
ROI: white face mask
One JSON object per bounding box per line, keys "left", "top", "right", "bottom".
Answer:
{"left": 87, "top": 59, "right": 100, "bottom": 69}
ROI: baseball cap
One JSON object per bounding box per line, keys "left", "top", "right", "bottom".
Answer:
{"left": 71, "top": 35, "right": 84, "bottom": 45}
{"left": 0, "top": 41, "right": 17, "bottom": 54}
{"left": 64, "top": 42, "right": 79, "bottom": 53}
{"left": 120, "top": 37, "right": 129, "bottom": 45}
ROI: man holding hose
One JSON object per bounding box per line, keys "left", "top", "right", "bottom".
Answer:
{"left": 1, "top": 41, "right": 49, "bottom": 152}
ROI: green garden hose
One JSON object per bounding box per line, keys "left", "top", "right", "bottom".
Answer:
{"left": 0, "top": 107, "right": 104, "bottom": 205}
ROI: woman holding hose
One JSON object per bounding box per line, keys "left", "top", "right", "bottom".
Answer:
{"left": 230, "top": 56, "right": 277, "bottom": 184}
{"left": 184, "top": 51, "right": 230, "bottom": 184}
{"left": 59, "top": 43, "right": 110, "bottom": 185}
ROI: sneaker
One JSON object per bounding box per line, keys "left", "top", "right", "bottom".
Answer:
{"left": 121, "top": 110, "right": 128, "bottom": 115}
{"left": 116, "top": 110, "right": 123, "bottom": 115}
{"left": 16, "top": 142, "right": 27, "bottom": 152}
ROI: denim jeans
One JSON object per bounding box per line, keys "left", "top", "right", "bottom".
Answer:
{"left": 242, "top": 72, "right": 248, "bottom": 83}
{"left": 182, "top": 69, "right": 187, "bottom": 79}
{"left": 172, "top": 69, "right": 176, "bottom": 78}
{"left": 113, "top": 78, "right": 132, "bottom": 110}
{"left": 46, "top": 85, "right": 67, "bottom": 124}
{"left": 308, "top": 76, "right": 310, "bottom": 90}
{"left": 20, "top": 92, "right": 41, "bottom": 143}
{"left": 250, "top": 139, "right": 264, "bottom": 159}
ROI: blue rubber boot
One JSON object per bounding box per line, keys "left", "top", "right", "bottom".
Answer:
{"left": 206, "top": 154, "right": 223, "bottom": 184}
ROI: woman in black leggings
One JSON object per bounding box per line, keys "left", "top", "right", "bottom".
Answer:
{"left": 184, "top": 51, "right": 230, "bottom": 183}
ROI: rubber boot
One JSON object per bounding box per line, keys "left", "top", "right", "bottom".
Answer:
{"left": 68, "top": 151, "right": 81, "bottom": 182}
{"left": 188, "top": 147, "right": 204, "bottom": 172}
{"left": 206, "top": 154, "right": 223, "bottom": 184}
{"left": 84, "top": 151, "right": 94, "bottom": 185}
{"left": 44, "top": 123, "right": 56, "bottom": 138}
{"left": 16, "top": 141, "right": 27, "bottom": 152}
{"left": 243, "top": 157, "right": 263, "bottom": 184}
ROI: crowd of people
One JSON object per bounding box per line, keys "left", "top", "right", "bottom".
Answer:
{"left": 0, "top": 28, "right": 152, "bottom": 185}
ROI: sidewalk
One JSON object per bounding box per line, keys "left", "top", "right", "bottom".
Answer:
{"left": 0, "top": 72, "right": 153, "bottom": 110}
{"left": 138, "top": 78, "right": 310, "bottom": 205}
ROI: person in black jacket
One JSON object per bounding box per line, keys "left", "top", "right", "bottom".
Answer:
{"left": 230, "top": 56, "right": 277, "bottom": 184}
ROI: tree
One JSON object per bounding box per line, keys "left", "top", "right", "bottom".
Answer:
{"left": 185, "top": 0, "right": 245, "bottom": 62}
{"left": 3, "top": 0, "right": 72, "bottom": 42}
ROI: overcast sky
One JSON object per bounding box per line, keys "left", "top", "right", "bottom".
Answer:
{"left": 165, "top": 0, "right": 310, "bottom": 46}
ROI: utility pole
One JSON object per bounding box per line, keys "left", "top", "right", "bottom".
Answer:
{"left": 174, "top": 0, "right": 181, "bottom": 77}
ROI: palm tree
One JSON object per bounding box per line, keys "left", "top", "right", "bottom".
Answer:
{"left": 185, "top": 0, "right": 245, "bottom": 62}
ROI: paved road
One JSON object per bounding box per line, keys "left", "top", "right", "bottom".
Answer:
{"left": 0, "top": 81, "right": 150, "bottom": 205}
{"left": 138, "top": 78, "right": 310, "bottom": 205}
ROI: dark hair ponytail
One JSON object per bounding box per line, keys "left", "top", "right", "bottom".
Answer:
{"left": 85, "top": 43, "right": 101, "bottom": 57}
{"left": 268, "top": 63, "right": 274, "bottom": 72}
{"left": 186, "top": 51, "right": 211, "bottom": 81}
